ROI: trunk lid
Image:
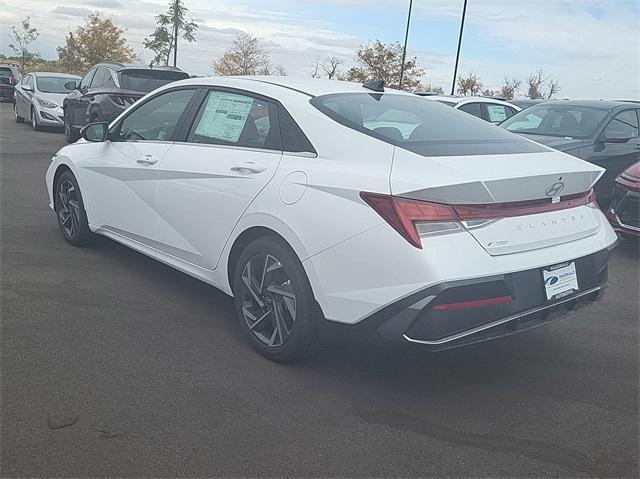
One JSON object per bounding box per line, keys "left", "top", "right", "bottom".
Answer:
{"left": 391, "top": 148, "right": 604, "bottom": 255}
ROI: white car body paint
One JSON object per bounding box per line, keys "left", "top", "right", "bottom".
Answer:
{"left": 46, "top": 76, "right": 617, "bottom": 338}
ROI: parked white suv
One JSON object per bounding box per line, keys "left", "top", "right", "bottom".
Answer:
{"left": 46, "top": 77, "right": 617, "bottom": 361}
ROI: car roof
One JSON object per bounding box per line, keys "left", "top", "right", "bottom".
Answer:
{"left": 533, "top": 99, "right": 635, "bottom": 110}
{"left": 161, "top": 76, "right": 415, "bottom": 99}
{"left": 32, "top": 72, "right": 81, "bottom": 78}
{"left": 425, "top": 95, "right": 520, "bottom": 108}
{"left": 95, "top": 62, "right": 185, "bottom": 73}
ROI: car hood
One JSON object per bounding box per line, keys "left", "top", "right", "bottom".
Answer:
{"left": 36, "top": 92, "right": 67, "bottom": 107}
{"left": 514, "top": 133, "right": 590, "bottom": 151}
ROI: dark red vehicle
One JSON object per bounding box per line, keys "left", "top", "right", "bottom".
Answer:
{"left": 606, "top": 162, "right": 640, "bottom": 237}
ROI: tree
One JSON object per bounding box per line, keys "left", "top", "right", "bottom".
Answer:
{"left": 526, "top": 69, "right": 561, "bottom": 99}
{"left": 57, "top": 13, "right": 136, "bottom": 74}
{"left": 322, "top": 56, "right": 343, "bottom": 80}
{"left": 500, "top": 77, "right": 521, "bottom": 100}
{"left": 310, "top": 56, "right": 321, "bottom": 78}
{"left": 213, "top": 33, "right": 271, "bottom": 76}
{"left": 346, "top": 40, "right": 424, "bottom": 91}
{"left": 456, "top": 72, "right": 483, "bottom": 96}
{"left": 144, "top": 0, "right": 198, "bottom": 67}
{"left": 9, "top": 17, "right": 40, "bottom": 73}
{"left": 419, "top": 83, "right": 444, "bottom": 94}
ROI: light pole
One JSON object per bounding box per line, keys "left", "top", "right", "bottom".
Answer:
{"left": 399, "top": 0, "right": 413, "bottom": 90}
{"left": 451, "top": 0, "right": 468, "bottom": 95}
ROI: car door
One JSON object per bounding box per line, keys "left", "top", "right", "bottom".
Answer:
{"left": 82, "top": 87, "right": 199, "bottom": 246}
{"left": 155, "top": 88, "right": 283, "bottom": 270}
{"left": 588, "top": 109, "right": 640, "bottom": 203}
{"left": 69, "top": 68, "right": 96, "bottom": 128}
{"left": 16, "top": 74, "right": 32, "bottom": 117}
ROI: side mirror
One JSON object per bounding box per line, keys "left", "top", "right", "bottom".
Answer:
{"left": 64, "top": 81, "right": 77, "bottom": 91}
{"left": 23, "top": 84, "right": 33, "bottom": 92}
{"left": 81, "top": 122, "right": 109, "bottom": 142}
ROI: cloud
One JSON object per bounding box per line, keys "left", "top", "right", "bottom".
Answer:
{"left": 51, "top": 6, "right": 93, "bottom": 17}
{"left": 83, "top": 0, "right": 121, "bottom": 7}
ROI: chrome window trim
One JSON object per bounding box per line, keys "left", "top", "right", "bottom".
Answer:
{"left": 403, "top": 286, "right": 601, "bottom": 345}
{"left": 172, "top": 141, "right": 283, "bottom": 156}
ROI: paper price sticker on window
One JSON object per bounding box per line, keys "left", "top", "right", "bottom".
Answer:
{"left": 194, "top": 92, "right": 254, "bottom": 143}
{"left": 542, "top": 261, "right": 579, "bottom": 301}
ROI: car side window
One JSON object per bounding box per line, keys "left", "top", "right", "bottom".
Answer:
{"left": 484, "top": 104, "right": 511, "bottom": 123}
{"left": 79, "top": 69, "right": 96, "bottom": 91}
{"left": 21, "top": 74, "right": 31, "bottom": 86}
{"left": 458, "top": 102, "right": 482, "bottom": 119}
{"left": 187, "top": 90, "right": 281, "bottom": 151}
{"left": 604, "top": 110, "right": 639, "bottom": 139}
{"left": 91, "top": 68, "right": 109, "bottom": 88}
{"left": 103, "top": 69, "right": 117, "bottom": 88}
{"left": 116, "top": 88, "right": 197, "bottom": 141}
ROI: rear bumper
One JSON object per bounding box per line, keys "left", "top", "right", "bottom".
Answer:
{"left": 0, "top": 85, "right": 14, "bottom": 99}
{"left": 349, "top": 245, "right": 614, "bottom": 350}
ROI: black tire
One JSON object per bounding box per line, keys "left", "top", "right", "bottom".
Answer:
{"left": 30, "top": 107, "right": 42, "bottom": 131}
{"left": 63, "top": 110, "right": 80, "bottom": 143}
{"left": 53, "top": 170, "right": 93, "bottom": 246}
{"left": 233, "top": 236, "right": 323, "bottom": 362}
{"left": 14, "top": 102, "right": 24, "bottom": 123}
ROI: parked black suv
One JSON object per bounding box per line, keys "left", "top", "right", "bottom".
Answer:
{"left": 501, "top": 100, "right": 640, "bottom": 205}
{"left": 0, "top": 64, "right": 22, "bottom": 102}
{"left": 63, "top": 62, "right": 189, "bottom": 142}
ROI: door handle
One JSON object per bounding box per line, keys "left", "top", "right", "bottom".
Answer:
{"left": 230, "top": 162, "right": 267, "bottom": 174}
{"left": 137, "top": 154, "right": 158, "bottom": 165}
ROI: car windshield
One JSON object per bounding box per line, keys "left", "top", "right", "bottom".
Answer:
{"left": 36, "top": 76, "right": 78, "bottom": 94}
{"left": 311, "top": 93, "right": 546, "bottom": 156}
{"left": 500, "top": 104, "right": 609, "bottom": 138}
{"left": 119, "top": 70, "right": 189, "bottom": 92}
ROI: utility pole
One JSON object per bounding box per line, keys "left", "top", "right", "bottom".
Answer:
{"left": 451, "top": 0, "right": 468, "bottom": 95}
{"left": 399, "top": 0, "right": 413, "bottom": 90}
{"left": 173, "top": 20, "right": 178, "bottom": 67}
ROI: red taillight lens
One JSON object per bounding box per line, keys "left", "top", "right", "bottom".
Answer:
{"left": 454, "top": 190, "right": 596, "bottom": 220}
{"left": 360, "top": 192, "right": 458, "bottom": 249}
{"left": 361, "top": 190, "right": 596, "bottom": 249}
{"left": 8, "top": 77, "right": 16, "bottom": 85}
{"left": 432, "top": 295, "right": 513, "bottom": 311}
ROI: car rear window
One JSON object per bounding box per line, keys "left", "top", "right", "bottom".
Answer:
{"left": 311, "top": 93, "right": 547, "bottom": 156}
{"left": 0, "top": 67, "right": 13, "bottom": 78}
{"left": 118, "top": 70, "right": 189, "bottom": 93}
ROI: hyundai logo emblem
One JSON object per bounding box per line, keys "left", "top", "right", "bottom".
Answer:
{"left": 545, "top": 181, "right": 565, "bottom": 197}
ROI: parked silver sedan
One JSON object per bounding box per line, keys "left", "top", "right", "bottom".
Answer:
{"left": 14, "top": 72, "right": 81, "bottom": 130}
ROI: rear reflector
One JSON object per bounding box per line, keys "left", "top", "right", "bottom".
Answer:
{"left": 432, "top": 295, "right": 513, "bottom": 311}
{"left": 361, "top": 190, "right": 596, "bottom": 249}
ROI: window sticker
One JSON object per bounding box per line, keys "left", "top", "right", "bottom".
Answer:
{"left": 487, "top": 105, "right": 507, "bottom": 122}
{"left": 194, "top": 92, "right": 254, "bottom": 143}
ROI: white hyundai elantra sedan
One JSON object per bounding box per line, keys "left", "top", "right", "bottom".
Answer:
{"left": 46, "top": 76, "right": 617, "bottom": 361}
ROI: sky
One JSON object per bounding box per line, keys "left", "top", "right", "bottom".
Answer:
{"left": 2, "top": 0, "right": 639, "bottom": 99}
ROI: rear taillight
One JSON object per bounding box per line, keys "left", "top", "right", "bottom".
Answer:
{"left": 360, "top": 192, "right": 459, "bottom": 249}
{"left": 361, "top": 190, "right": 596, "bottom": 249}
{"left": 8, "top": 77, "right": 16, "bottom": 85}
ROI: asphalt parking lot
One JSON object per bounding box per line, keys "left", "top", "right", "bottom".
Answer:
{"left": 0, "top": 101, "right": 638, "bottom": 478}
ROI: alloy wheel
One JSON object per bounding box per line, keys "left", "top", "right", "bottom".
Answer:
{"left": 57, "top": 179, "right": 81, "bottom": 238}
{"left": 239, "top": 253, "right": 297, "bottom": 348}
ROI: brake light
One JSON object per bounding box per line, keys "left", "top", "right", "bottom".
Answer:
{"left": 454, "top": 190, "right": 596, "bottom": 220}
{"left": 360, "top": 192, "right": 459, "bottom": 249}
{"left": 8, "top": 77, "right": 16, "bottom": 86}
{"left": 361, "top": 190, "right": 596, "bottom": 249}
{"left": 432, "top": 295, "right": 513, "bottom": 311}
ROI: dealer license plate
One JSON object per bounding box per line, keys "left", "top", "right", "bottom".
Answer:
{"left": 542, "top": 261, "right": 579, "bottom": 301}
